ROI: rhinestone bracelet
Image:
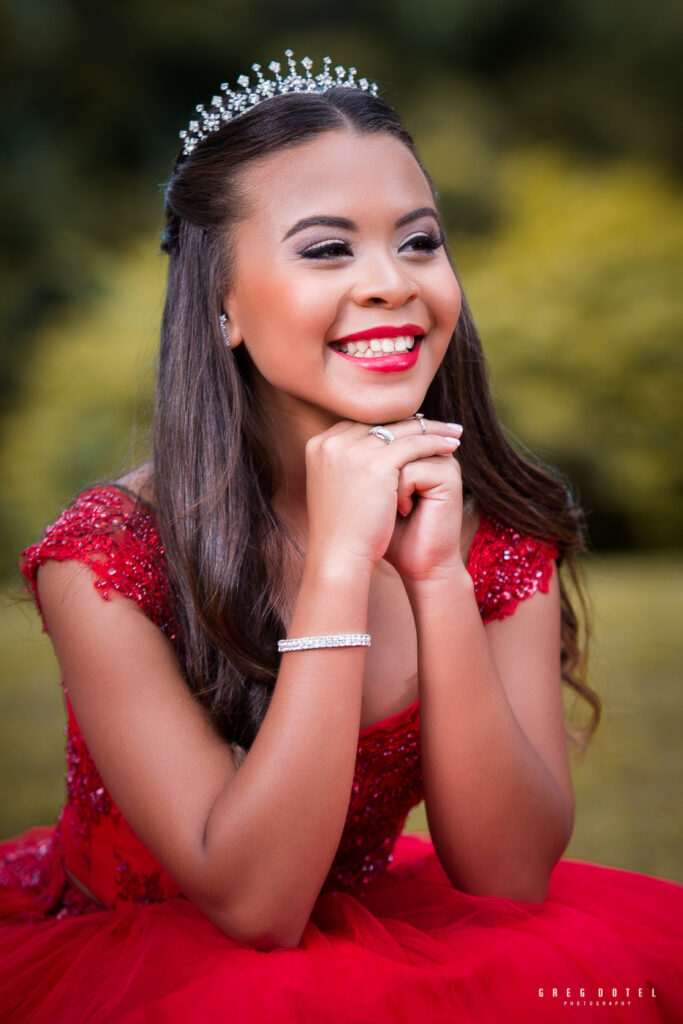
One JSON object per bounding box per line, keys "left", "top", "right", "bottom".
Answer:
{"left": 277, "top": 633, "right": 371, "bottom": 653}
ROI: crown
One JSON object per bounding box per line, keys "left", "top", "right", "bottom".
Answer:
{"left": 179, "top": 50, "right": 380, "bottom": 156}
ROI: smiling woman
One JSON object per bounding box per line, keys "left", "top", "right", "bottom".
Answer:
{"left": 222, "top": 131, "right": 461, "bottom": 431}
{"left": 1, "top": 51, "right": 682, "bottom": 1024}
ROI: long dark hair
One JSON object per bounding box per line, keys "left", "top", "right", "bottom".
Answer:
{"left": 156, "top": 87, "right": 600, "bottom": 754}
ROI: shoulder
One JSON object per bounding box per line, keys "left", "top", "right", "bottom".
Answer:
{"left": 114, "top": 462, "right": 155, "bottom": 507}
{"left": 20, "top": 480, "right": 174, "bottom": 637}
{"left": 467, "top": 514, "right": 559, "bottom": 625}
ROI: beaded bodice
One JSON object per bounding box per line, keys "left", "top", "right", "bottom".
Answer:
{"left": 16, "top": 485, "right": 557, "bottom": 916}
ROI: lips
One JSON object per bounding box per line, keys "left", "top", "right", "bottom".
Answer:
{"left": 330, "top": 337, "right": 423, "bottom": 373}
{"left": 328, "top": 323, "right": 426, "bottom": 372}
{"left": 330, "top": 323, "right": 425, "bottom": 343}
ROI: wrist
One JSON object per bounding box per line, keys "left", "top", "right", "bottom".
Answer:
{"left": 303, "top": 545, "right": 375, "bottom": 590}
{"left": 289, "top": 549, "right": 373, "bottom": 639}
{"left": 402, "top": 562, "right": 474, "bottom": 606}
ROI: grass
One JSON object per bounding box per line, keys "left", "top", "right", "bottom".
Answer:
{"left": 1, "top": 555, "right": 681, "bottom": 882}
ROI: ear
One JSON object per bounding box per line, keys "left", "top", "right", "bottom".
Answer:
{"left": 221, "top": 293, "right": 245, "bottom": 349}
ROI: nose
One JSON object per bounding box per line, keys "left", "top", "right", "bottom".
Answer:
{"left": 350, "top": 249, "right": 420, "bottom": 307}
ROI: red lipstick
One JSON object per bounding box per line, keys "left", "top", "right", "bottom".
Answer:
{"left": 331, "top": 338, "right": 422, "bottom": 373}
{"left": 331, "top": 323, "right": 425, "bottom": 343}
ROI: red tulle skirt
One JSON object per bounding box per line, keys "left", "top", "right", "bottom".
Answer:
{"left": 1, "top": 829, "right": 682, "bottom": 1023}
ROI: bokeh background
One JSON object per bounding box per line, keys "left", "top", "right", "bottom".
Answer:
{"left": 1, "top": 2, "right": 681, "bottom": 879}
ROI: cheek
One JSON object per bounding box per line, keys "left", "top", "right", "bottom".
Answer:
{"left": 444, "top": 274, "right": 462, "bottom": 326}
{"left": 239, "top": 271, "right": 335, "bottom": 341}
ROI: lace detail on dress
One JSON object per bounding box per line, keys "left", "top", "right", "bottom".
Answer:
{"left": 0, "top": 832, "right": 63, "bottom": 919}
{"left": 113, "top": 861, "right": 171, "bottom": 905}
{"left": 20, "top": 485, "right": 178, "bottom": 642}
{"left": 324, "top": 702, "right": 422, "bottom": 891}
{"left": 11, "top": 488, "right": 559, "bottom": 912}
{"left": 470, "top": 517, "right": 558, "bottom": 624}
{"left": 64, "top": 704, "right": 121, "bottom": 871}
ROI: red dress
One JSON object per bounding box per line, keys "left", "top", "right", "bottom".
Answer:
{"left": 1, "top": 485, "right": 681, "bottom": 1022}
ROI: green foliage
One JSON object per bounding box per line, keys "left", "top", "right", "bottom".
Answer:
{"left": 450, "top": 150, "right": 683, "bottom": 548}
{"left": 0, "top": 597, "right": 63, "bottom": 832}
{"left": 564, "top": 554, "right": 683, "bottom": 879}
{"left": 0, "top": 240, "right": 162, "bottom": 576}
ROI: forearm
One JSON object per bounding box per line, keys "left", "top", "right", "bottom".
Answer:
{"left": 406, "top": 569, "right": 571, "bottom": 903}
{"left": 199, "top": 556, "right": 371, "bottom": 945}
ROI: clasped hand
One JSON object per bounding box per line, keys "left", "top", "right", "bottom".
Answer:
{"left": 305, "top": 417, "right": 464, "bottom": 584}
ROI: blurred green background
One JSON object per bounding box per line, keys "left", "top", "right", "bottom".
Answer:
{"left": 1, "top": 2, "right": 681, "bottom": 879}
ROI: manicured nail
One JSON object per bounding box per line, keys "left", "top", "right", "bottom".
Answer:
{"left": 446, "top": 422, "right": 463, "bottom": 435}
{"left": 445, "top": 437, "right": 461, "bottom": 448}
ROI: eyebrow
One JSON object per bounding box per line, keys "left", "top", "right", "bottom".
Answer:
{"left": 281, "top": 207, "right": 442, "bottom": 242}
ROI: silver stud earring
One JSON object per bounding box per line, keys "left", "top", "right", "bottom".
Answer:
{"left": 219, "top": 313, "right": 231, "bottom": 349}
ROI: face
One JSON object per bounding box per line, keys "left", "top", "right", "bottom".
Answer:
{"left": 223, "top": 129, "right": 462, "bottom": 433}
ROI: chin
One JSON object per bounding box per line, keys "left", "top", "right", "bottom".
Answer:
{"left": 347, "top": 398, "right": 426, "bottom": 426}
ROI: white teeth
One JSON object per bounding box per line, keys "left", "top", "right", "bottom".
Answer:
{"left": 334, "top": 334, "right": 421, "bottom": 356}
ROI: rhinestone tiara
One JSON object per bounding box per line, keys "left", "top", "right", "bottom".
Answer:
{"left": 179, "top": 49, "right": 380, "bottom": 156}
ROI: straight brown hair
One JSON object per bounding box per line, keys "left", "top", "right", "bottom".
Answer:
{"left": 156, "top": 87, "right": 599, "bottom": 753}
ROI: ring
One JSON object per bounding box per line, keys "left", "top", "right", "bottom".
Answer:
{"left": 413, "top": 412, "right": 426, "bottom": 435}
{"left": 368, "top": 425, "right": 396, "bottom": 444}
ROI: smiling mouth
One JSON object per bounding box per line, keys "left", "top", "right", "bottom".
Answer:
{"left": 328, "top": 336, "right": 424, "bottom": 373}
{"left": 330, "top": 334, "right": 422, "bottom": 357}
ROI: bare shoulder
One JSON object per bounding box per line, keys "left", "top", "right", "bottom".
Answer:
{"left": 114, "top": 460, "right": 155, "bottom": 506}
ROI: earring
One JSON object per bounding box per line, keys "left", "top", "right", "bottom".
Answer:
{"left": 219, "top": 312, "right": 231, "bottom": 349}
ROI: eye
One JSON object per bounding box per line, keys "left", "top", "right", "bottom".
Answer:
{"left": 300, "top": 240, "right": 352, "bottom": 260}
{"left": 400, "top": 230, "right": 445, "bottom": 254}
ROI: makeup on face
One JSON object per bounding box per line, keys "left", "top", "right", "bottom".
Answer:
{"left": 328, "top": 323, "right": 425, "bottom": 373}
{"left": 224, "top": 130, "right": 462, "bottom": 430}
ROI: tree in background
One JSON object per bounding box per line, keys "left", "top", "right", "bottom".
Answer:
{"left": 1, "top": 0, "right": 681, "bottom": 572}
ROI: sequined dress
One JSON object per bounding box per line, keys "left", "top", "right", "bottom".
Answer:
{"left": 1, "top": 485, "right": 682, "bottom": 1022}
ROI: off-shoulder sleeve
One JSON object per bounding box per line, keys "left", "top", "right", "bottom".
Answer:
{"left": 20, "top": 485, "right": 177, "bottom": 640}
{"left": 468, "top": 516, "right": 559, "bottom": 625}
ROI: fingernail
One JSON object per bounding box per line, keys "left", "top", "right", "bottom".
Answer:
{"left": 446, "top": 422, "right": 463, "bottom": 435}
{"left": 445, "top": 437, "right": 461, "bottom": 448}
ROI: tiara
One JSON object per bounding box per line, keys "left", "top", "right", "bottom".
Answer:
{"left": 179, "top": 50, "right": 380, "bottom": 156}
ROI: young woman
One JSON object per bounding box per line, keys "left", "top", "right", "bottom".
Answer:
{"left": 1, "top": 53, "right": 682, "bottom": 1023}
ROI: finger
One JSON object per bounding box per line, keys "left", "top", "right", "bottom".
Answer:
{"left": 396, "top": 457, "right": 460, "bottom": 515}
{"left": 411, "top": 417, "right": 463, "bottom": 439}
{"left": 366, "top": 418, "right": 463, "bottom": 442}
{"left": 369, "top": 432, "right": 460, "bottom": 468}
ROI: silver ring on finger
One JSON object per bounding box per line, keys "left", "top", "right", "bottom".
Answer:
{"left": 413, "top": 412, "right": 426, "bottom": 435}
{"left": 368, "top": 425, "right": 396, "bottom": 445}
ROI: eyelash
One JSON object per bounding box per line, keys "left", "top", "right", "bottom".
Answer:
{"left": 300, "top": 231, "right": 445, "bottom": 260}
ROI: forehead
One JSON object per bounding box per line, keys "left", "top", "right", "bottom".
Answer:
{"left": 236, "top": 130, "right": 433, "bottom": 228}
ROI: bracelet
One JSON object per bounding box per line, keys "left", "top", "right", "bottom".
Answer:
{"left": 277, "top": 633, "right": 371, "bottom": 652}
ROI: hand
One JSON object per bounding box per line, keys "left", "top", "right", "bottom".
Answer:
{"left": 384, "top": 425, "right": 465, "bottom": 584}
{"left": 304, "top": 417, "right": 462, "bottom": 580}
